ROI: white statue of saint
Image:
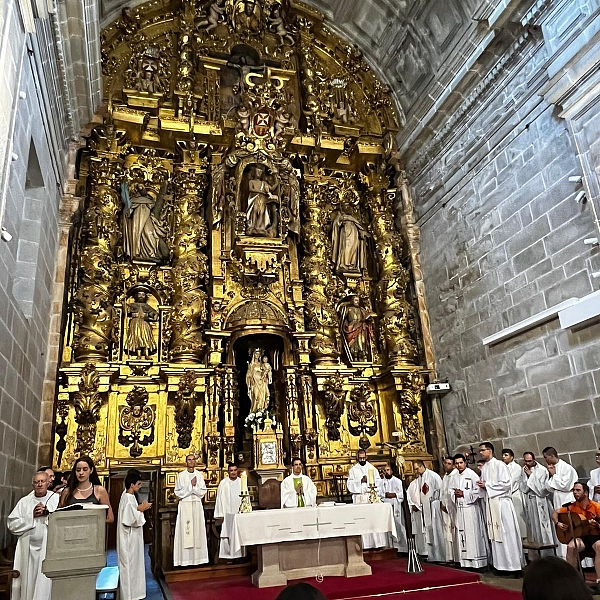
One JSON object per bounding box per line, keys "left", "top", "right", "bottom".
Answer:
{"left": 331, "top": 210, "right": 370, "bottom": 275}
{"left": 246, "top": 166, "right": 278, "bottom": 237}
{"left": 246, "top": 349, "right": 272, "bottom": 413}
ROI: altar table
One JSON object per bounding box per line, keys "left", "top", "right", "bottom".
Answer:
{"left": 227, "top": 503, "right": 396, "bottom": 587}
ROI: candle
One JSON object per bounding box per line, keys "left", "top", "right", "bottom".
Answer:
{"left": 368, "top": 466, "right": 374, "bottom": 486}
{"left": 240, "top": 470, "right": 248, "bottom": 493}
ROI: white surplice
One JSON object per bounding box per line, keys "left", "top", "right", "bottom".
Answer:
{"left": 479, "top": 458, "right": 524, "bottom": 572}
{"left": 545, "top": 459, "right": 578, "bottom": 559}
{"left": 450, "top": 468, "right": 488, "bottom": 568}
{"left": 519, "top": 464, "right": 556, "bottom": 559}
{"left": 407, "top": 478, "right": 427, "bottom": 555}
{"left": 215, "top": 476, "right": 245, "bottom": 559}
{"left": 378, "top": 476, "right": 407, "bottom": 552}
{"left": 174, "top": 469, "right": 208, "bottom": 566}
{"left": 117, "top": 491, "right": 146, "bottom": 600}
{"left": 413, "top": 469, "right": 445, "bottom": 562}
{"left": 588, "top": 467, "right": 600, "bottom": 502}
{"left": 505, "top": 461, "right": 526, "bottom": 539}
{"left": 8, "top": 491, "right": 59, "bottom": 600}
{"left": 280, "top": 474, "right": 317, "bottom": 508}
{"left": 347, "top": 462, "right": 387, "bottom": 549}
{"left": 441, "top": 470, "right": 458, "bottom": 562}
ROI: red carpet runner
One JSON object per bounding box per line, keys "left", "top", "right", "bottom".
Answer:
{"left": 167, "top": 559, "right": 521, "bottom": 600}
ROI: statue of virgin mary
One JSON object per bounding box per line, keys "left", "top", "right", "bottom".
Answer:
{"left": 246, "top": 348, "right": 272, "bottom": 413}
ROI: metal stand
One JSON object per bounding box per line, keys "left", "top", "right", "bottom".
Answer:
{"left": 406, "top": 537, "right": 423, "bottom": 574}
{"left": 566, "top": 511, "right": 584, "bottom": 579}
{"left": 368, "top": 483, "right": 381, "bottom": 503}
{"left": 239, "top": 491, "right": 252, "bottom": 513}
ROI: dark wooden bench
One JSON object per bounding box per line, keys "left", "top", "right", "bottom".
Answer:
{"left": 0, "top": 549, "right": 19, "bottom": 600}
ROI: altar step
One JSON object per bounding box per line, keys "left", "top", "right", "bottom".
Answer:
{"left": 166, "top": 558, "right": 520, "bottom": 600}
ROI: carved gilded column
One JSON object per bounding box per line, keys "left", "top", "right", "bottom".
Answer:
{"left": 301, "top": 167, "right": 341, "bottom": 365}
{"left": 170, "top": 165, "right": 209, "bottom": 362}
{"left": 366, "top": 167, "right": 418, "bottom": 367}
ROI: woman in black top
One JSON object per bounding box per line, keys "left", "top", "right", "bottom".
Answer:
{"left": 58, "top": 455, "right": 114, "bottom": 523}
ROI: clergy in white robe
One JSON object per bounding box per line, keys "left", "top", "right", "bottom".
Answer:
{"left": 502, "top": 449, "right": 526, "bottom": 540}
{"left": 174, "top": 454, "right": 208, "bottom": 567}
{"left": 214, "top": 464, "right": 245, "bottom": 559}
{"left": 542, "top": 447, "right": 578, "bottom": 559}
{"left": 117, "top": 470, "right": 150, "bottom": 600}
{"left": 281, "top": 457, "right": 317, "bottom": 508}
{"left": 477, "top": 443, "right": 524, "bottom": 572}
{"left": 378, "top": 464, "right": 407, "bottom": 552}
{"left": 450, "top": 455, "right": 488, "bottom": 568}
{"left": 520, "top": 453, "right": 556, "bottom": 558}
{"left": 588, "top": 451, "right": 600, "bottom": 502}
{"left": 347, "top": 450, "right": 387, "bottom": 549}
{"left": 440, "top": 458, "right": 458, "bottom": 563}
{"left": 407, "top": 477, "right": 428, "bottom": 555}
{"left": 412, "top": 462, "right": 445, "bottom": 562}
{"left": 8, "top": 472, "right": 59, "bottom": 600}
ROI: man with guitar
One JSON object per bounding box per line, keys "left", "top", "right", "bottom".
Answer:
{"left": 552, "top": 482, "right": 600, "bottom": 584}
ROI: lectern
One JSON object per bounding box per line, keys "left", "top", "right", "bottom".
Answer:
{"left": 42, "top": 507, "right": 107, "bottom": 600}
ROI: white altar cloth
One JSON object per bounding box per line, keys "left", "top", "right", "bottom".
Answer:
{"left": 229, "top": 503, "right": 396, "bottom": 555}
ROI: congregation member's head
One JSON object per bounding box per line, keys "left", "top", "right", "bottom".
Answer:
{"left": 125, "top": 469, "right": 143, "bottom": 494}
{"left": 33, "top": 471, "right": 50, "bottom": 498}
{"left": 479, "top": 442, "right": 494, "bottom": 462}
{"left": 227, "top": 463, "right": 238, "bottom": 480}
{"left": 415, "top": 460, "right": 426, "bottom": 476}
{"left": 542, "top": 446, "right": 559, "bottom": 466}
{"left": 383, "top": 464, "right": 394, "bottom": 479}
{"left": 523, "top": 452, "right": 536, "bottom": 468}
{"left": 275, "top": 582, "right": 327, "bottom": 600}
{"left": 356, "top": 449, "right": 367, "bottom": 466}
{"left": 501, "top": 448, "right": 515, "bottom": 464}
{"left": 186, "top": 453, "right": 197, "bottom": 471}
{"left": 38, "top": 466, "right": 55, "bottom": 488}
{"left": 572, "top": 481, "right": 589, "bottom": 503}
{"left": 442, "top": 456, "right": 454, "bottom": 474}
{"left": 291, "top": 457, "right": 303, "bottom": 476}
{"left": 66, "top": 455, "right": 102, "bottom": 496}
{"left": 522, "top": 556, "right": 592, "bottom": 600}
{"left": 476, "top": 459, "right": 485, "bottom": 473}
{"left": 453, "top": 454, "right": 467, "bottom": 473}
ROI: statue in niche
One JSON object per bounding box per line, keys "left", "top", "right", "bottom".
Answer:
{"left": 234, "top": 0, "right": 262, "bottom": 34}
{"left": 339, "top": 295, "right": 375, "bottom": 363}
{"left": 121, "top": 181, "right": 169, "bottom": 262}
{"left": 331, "top": 210, "right": 370, "bottom": 275}
{"left": 134, "top": 49, "right": 162, "bottom": 94}
{"left": 246, "top": 348, "right": 272, "bottom": 413}
{"left": 125, "top": 290, "right": 158, "bottom": 358}
{"left": 246, "top": 166, "right": 279, "bottom": 237}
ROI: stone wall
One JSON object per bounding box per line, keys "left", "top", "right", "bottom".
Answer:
{"left": 404, "top": 0, "right": 600, "bottom": 475}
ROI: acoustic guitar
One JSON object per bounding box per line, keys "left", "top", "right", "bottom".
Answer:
{"left": 555, "top": 511, "right": 600, "bottom": 544}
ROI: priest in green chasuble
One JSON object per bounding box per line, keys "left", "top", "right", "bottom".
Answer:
{"left": 281, "top": 457, "right": 317, "bottom": 508}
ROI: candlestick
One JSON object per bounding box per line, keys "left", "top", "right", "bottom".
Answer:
{"left": 368, "top": 483, "right": 381, "bottom": 504}
{"left": 240, "top": 470, "right": 248, "bottom": 493}
{"left": 368, "top": 466, "right": 375, "bottom": 485}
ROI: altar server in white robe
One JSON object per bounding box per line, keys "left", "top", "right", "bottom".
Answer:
{"left": 407, "top": 477, "right": 428, "bottom": 555}
{"left": 502, "top": 448, "right": 526, "bottom": 540}
{"left": 215, "top": 463, "right": 245, "bottom": 558}
{"left": 477, "top": 442, "right": 524, "bottom": 572}
{"left": 8, "top": 471, "right": 59, "bottom": 600}
{"left": 117, "top": 469, "right": 151, "bottom": 600}
{"left": 440, "top": 457, "right": 458, "bottom": 563}
{"left": 347, "top": 449, "right": 387, "bottom": 549}
{"left": 378, "top": 464, "right": 407, "bottom": 552}
{"left": 543, "top": 446, "right": 577, "bottom": 558}
{"left": 519, "top": 452, "right": 556, "bottom": 558}
{"left": 588, "top": 450, "right": 600, "bottom": 502}
{"left": 281, "top": 457, "right": 317, "bottom": 508}
{"left": 411, "top": 461, "right": 445, "bottom": 562}
{"left": 450, "top": 454, "right": 488, "bottom": 568}
{"left": 174, "top": 454, "right": 208, "bottom": 566}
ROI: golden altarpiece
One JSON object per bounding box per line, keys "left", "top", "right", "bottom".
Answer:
{"left": 52, "top": 0, "right": 434, "bottom": 571}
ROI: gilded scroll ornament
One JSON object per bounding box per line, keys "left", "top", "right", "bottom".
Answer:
{"left": 72, "top": 364, "right": 104, "bottom": 456}
{"left": 347, "top": 383, "right": 377, "bottom": 450}
{"left": 119, "top": 386, "right": 156, "bottom": 458}
{"left": 322, "top": 373, "right": 346, "bottom": 441}
{"left": 398, "top": 371, "right": 427, "bottom": 452}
